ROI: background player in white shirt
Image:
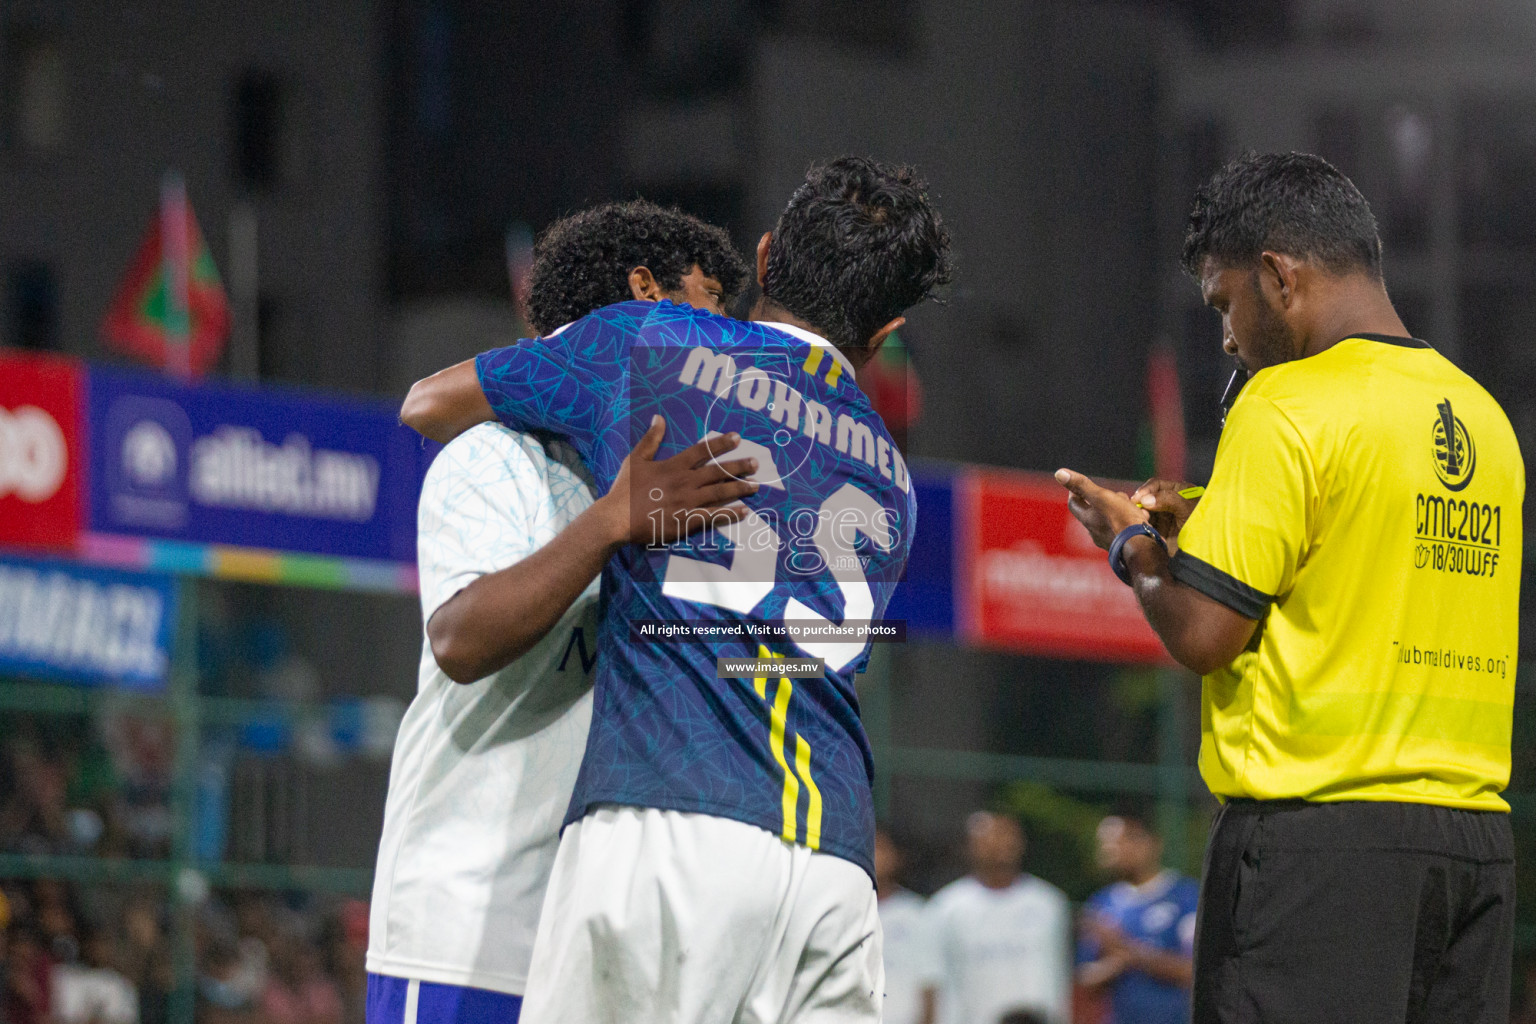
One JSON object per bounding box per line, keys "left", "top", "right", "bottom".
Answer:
{"left": 367, "top": 202, "right": 753, "bottom": 1024}
{"left": 926, "top": 812, "right": 1072, "bottom": 1024}
{"left": 875, "top": 829, "right": 939, "bottom": 1024}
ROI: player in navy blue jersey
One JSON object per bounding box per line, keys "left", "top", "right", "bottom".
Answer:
{"left": 1077, "top": 813, "right": 1198, "bottom": 1024}
{"left": 403, "top": 157, "right": 951, "bottom": 1024}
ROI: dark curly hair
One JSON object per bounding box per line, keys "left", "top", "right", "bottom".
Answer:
{"left": 1182, "top": 151, "right": 1382, "bottom": 279}
{"left": 525, "top": 200, "right": 748, "bottom": 335}
{"left": 763, "top": 156, "right": 953, "bottom": 353}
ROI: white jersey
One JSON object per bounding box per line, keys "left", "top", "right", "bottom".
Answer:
{"left": 927, "top": 874, "right": 1072, "bottom": 1024}
{"left": 879, "top": 888, "right": 939, "bottom": 1024}
{"left": 368, "top": 422, "right": 600, "bottom": 996}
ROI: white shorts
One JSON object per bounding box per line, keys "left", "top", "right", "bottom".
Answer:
{"left": 520, "top": 805, "right": 883, "bottom": 1024}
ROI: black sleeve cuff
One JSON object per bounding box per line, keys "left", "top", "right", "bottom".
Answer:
{"left": 1169, "top": 551, "right": 1273, "bottom": 620}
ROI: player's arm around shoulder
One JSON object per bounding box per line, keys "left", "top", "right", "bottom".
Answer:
{"left": 401, "top": 358, "right": 495, "bottom": 444}
{"left": 426, "top": 419, "right": 760, "bottom": 683}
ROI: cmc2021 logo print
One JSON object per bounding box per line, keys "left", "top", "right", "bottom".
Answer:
{"left": 1432, "top": 397, "right": 1475, "bottom": 492}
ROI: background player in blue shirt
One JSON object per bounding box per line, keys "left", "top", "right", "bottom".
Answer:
{"left": 1077, "top": 812, "right": 1198, "bottom": 1024}
{"left": 403, "top": 156, "right": 952, "bottom": 1024}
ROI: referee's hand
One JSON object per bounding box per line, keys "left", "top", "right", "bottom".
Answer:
{"left": 1130, "top": 478, "right": 1202, "bottom": 542}
{"left": 1054, "top": 468, "right": 1148, "bottom": 551}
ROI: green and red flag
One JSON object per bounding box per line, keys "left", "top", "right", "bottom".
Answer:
{"left": 1134, "top": 341, "right": 1187, "bottom": 482}
{"left": 101, "top": 177, "right": 229, "bottom": 376}
{"left": 862, "top": 330, "right": 924, "bottom": 447}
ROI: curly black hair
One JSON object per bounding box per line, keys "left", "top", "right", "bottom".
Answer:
{"left": 525, "top": 200, "right": 749, "bottom": 335}
{"left": 1182, "top": 151, "right": 1382, "bottom": 279}
{"left": 763, "top": 156, "right": 953, "bottom": 353}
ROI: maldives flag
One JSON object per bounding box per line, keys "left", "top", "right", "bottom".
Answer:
{"left": 863, "top": 330, "right": 923, "bottom": 441}
{"left": 101, "top": 180, "right": 229, "bottom": 376}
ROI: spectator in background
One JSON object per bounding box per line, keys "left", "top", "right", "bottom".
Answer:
{"left": 119, "top": 897, "right": 170, "bottom": 1024}
{"left": 32, "top": 881, "right": 80, "bottom": 966}
{"left": 1076, "top": 812, "right": 1197, "bottom": 1024}
{"left": 1, "top": 738, "right": 70, "bottom": 855}
{"left": 5, "top": 924, "right": 54, "bottom": 1024}
{"left": 261, "top": 915, "right": 343, "bottom": 1024}
{"left": 874, "top": 830, "right": 937, "bottom": 1024}
{"left": 323, "top": 901, "right": 368, "bottom": 1024}
{"left": 926, "top": 812, "right": 1071, "bottom": 1024}
{"left": 199, "top": 928, "right": 260, "bottom": 1024}
{"left": 228, "top": 894, "right": 273, "bottom": 1004}
{"left": 52, "top": 926, "right": 138, "bottom": 1024}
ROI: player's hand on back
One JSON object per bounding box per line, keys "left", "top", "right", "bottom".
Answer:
{"left": 599, "top": 416, "right": 759, "bottom": 547}
{"left": 1130, "top": 478, "right": 1202, "bottom": 543}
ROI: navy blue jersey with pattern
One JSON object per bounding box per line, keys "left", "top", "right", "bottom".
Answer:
{"left": 475, "top": 300, "right": 914, "bottom": 877}
{"left": 1078, "top": 874, "right": 1199, "bottom": 1024}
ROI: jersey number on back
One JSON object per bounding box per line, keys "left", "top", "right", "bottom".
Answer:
{"left": 660, "top": 446, "right": 894, "bottom": 672}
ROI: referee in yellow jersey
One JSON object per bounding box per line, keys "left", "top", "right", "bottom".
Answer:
{"left": 1056, "top": 151, "right": 1525, "bottom": 1023}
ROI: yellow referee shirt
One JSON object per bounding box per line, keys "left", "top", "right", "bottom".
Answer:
{"left": 1173, "top": 334, "right": 1524, "bottom": 810}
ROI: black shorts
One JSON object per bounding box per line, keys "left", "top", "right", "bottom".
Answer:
{"left": 1192, "top": 798, "right": 1514, "bottom": 1024}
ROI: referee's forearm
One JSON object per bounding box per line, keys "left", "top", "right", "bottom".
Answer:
{"left": 427, "top": 504, "right": 623, "bottom": 683}
{"left": 1124, "top": 536, "right": 1253, "bottom": 675}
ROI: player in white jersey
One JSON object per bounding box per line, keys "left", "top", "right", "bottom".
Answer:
{"left": 875, "top": 830, "right": 939, "bottom": 1024}
{"left": 367, "top": 202, "right": 753, "bottom": 1024}
{"left": 926, "top": 813, "right": 1071, "bottom": 1024}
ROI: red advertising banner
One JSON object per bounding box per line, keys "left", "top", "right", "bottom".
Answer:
{"left": 957, "top": 467, "right": 1169, "bottom": 663}
{"left": 0, "top": 352, "right": 85, "bottom": 552}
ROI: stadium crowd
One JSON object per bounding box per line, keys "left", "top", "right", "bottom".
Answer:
{"left": 0, "top": 721, "right": 369, "bottom": 1024}
{"left": 0, "top": 876, "right": 368, "bottom": 1024}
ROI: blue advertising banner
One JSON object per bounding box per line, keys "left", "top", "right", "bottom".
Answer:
{"left": 883, "top": 465, "right": 955, "bottom": 638}
{"left": 0, "top": 555, "right": 177, "bottom": 690}
{"left": 87, "top": 367, "right": 428, "bottom": 562}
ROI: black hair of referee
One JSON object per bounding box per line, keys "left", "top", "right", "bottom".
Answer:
{"left": 1180, "top": 151, "right": 1395, "bottom": 385}
{"left": 525, "top": 199, "right": 749, "bottom": 336}
{"left": 1181, "top": 150, "right": 1383, "bottom": 279}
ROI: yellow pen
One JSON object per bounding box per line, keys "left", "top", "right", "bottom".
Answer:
{"left": 1137, "top": 485, "right": 1204, "bottom": 508}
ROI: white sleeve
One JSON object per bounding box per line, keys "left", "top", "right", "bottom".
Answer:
{"left": 416, "top": 427, "right": 544, "bottom": 624}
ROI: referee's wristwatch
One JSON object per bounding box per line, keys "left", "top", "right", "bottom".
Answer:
{"left": 1108, "top": 523, "right": 1166, "bottom": 585}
